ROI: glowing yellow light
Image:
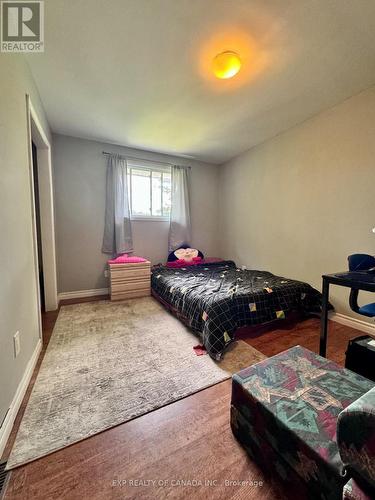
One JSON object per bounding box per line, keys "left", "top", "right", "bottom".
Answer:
{"left": 212, "top": 51, "right": 242, "bottom": 79}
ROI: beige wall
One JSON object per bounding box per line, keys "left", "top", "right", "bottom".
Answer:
{"left": 219, "top": 86, "right": 375, "bottom": 319}
{"left": 53, "top": 134, "right": 220, "bottom": 293}
{"left": 0, "top": 54, "right": 51, "bottom": 426}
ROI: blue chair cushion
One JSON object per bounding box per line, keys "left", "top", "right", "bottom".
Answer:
{"left": 358, "top": 303, "right": 375, "bottom": 317}
{"left": 348, "top": 254, "right": 375, "bottom": 272}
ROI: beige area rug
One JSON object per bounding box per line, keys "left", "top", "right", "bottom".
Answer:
{"left": 7, "top": 297, "right": 265, "bottom": 469}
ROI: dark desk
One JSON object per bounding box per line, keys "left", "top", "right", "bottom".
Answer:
{"left": 320, "top": 271, "right": 375, "bottom": 357}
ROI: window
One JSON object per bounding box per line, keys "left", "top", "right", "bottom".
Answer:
{"left": 127, "top": 160, "right": 171, "bottom": 220}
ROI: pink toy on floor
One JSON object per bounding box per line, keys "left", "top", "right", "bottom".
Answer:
{"left": 193, "top": 344, "right": 207, "bottom": 356}
{"left": 108, "top": 254, "right": 147, "bottom": 264}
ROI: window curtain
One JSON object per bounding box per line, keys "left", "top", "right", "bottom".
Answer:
{"left": 168, "top": 165, "right": 191, "bottom": 252}
{"left": 102, "top": 154, "right": 133, "bottom": 256}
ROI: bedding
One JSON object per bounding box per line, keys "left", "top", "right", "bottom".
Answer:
{"left": 151, "top": 260, "right": 325, "bottom": 360}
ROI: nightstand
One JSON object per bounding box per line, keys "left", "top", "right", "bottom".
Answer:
{"left": 109, "top": 261, "right": 151, "bottom": 301}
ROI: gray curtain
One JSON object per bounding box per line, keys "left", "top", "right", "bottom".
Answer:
{"left": 168, "top": 165, "right": 191, "bottom": 252}
{"left": 102, "top": 154, "right": 133, "bottom": 255}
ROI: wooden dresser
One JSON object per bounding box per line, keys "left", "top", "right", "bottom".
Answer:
{"left": 109, "top": 261, "right": 151, "bottom": 301}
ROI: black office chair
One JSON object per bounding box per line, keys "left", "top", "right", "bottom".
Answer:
{"left": 348, "top": 254, "right": 375, "bottom": 317}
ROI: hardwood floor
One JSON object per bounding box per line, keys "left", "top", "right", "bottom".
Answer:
{"left": 2, "top": 301, "right": 361, "bottom": 500}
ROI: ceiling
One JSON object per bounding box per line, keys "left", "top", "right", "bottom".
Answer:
{"left": 27, "top": 0, "right": 375, "bottom": 164}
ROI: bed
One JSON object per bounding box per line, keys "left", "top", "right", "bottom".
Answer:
{"left": 151, "top": 260, "right": 324, "bottom": 360}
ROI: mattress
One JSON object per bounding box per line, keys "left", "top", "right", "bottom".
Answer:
{"left": 151, "top": 261, "right": 324, "bottom": 360}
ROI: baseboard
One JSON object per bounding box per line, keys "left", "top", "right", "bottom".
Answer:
{"left": 0, "top": 338, "right": 42, "bottom": 457}
{"left": 58, "top": 288, "right": 109, "bottom": 301}
{"left": 330, "top": 312, "right": 375, "bottom": 336}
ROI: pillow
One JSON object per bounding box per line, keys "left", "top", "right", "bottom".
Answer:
{"left": 108, "top": 254, "right": 147, "bottom": 264}
{"left": 168, "top": 245, "right": 204, "bottom": 262}
{"left": 167, "top": 257, "right": 203, "bottom": 268}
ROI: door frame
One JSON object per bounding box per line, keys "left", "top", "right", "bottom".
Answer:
{"left": 26, "top": 95, "right": 58, "bottom": 323}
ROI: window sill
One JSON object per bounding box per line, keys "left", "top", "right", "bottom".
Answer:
{"left": 131, "top": 217, "right": 170, "bottom": 222}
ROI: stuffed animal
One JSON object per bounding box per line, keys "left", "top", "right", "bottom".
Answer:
{"left": 167, "top": 245, "right": 204, "bottom": 262}
{"left": 167, "top": 245, "right": 204, "bottom": 268}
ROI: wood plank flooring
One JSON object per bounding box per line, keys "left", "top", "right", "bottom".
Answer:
{"left": 2, "top": 299, "right": 362, "bottom": 500}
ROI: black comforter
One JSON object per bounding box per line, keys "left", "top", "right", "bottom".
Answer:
{"left": 151, "top": 261, "right": 324, "bottom": 360}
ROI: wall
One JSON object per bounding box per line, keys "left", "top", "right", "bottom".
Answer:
{"left": 219, "top": 86, "right": 375, "bottom": 319}
{"left": 0, "top": 54, "right": 51, "bottom": 429}
{"left": 53, "top": 134, "right": 220, "bottom": 293}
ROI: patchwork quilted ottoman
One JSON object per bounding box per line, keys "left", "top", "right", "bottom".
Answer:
{"left": 230, "top": 345, "right": 374, "bottom": 500}
{"left": 338, "top": 386, "right": 375, "bottom": 499}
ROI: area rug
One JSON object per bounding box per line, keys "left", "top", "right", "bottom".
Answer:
{"left": 7, "top": 297, "right": 265, "bottom": 469}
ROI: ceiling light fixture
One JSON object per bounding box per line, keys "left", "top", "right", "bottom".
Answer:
{"left": 212, "top": 51, "right": 241, "bottom": 79}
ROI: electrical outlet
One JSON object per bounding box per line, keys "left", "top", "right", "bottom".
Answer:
{"left": 13, "top": 331, "right": 20, "bottom": 358}
{"left": 104, "top": 269, "right": 109, "bottom": 278}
